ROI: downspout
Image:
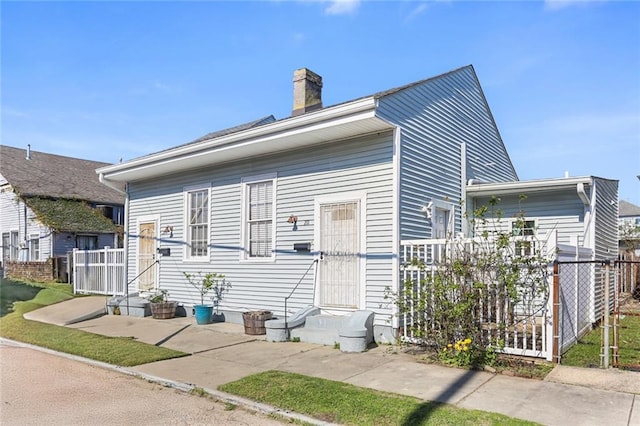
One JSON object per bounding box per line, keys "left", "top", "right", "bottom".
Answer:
{"left": 122, "top": 184, "right": 130, "bottom": 312}
{"left": 577, "top": 182, "right": 593, "bottom": 252}
{"left": 461, "top": 142, "right": 468, "bottom": 237}
{"left": 577, "top": 182, "right": 590, "bottom": 206}
{"left": 99, "top": 173, "right": 130, "bottom": 310}
{"left": 23, "top": 202, "right": 28, "bottom": 261}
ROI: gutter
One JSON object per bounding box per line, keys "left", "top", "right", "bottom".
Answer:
{"left": 466, "top": 176, "right": 594, "bottom": 196}
{"left": 98, "top": 173, "right": 126, "bottom": 195}
{"left": 96, "top": 97, "right": 379, "bottom": 179}
{"left": 576, "top": 182, "right": 591, "bottom": 206}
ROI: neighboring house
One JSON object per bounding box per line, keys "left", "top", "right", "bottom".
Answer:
{"left": 619, "top": 200, "right": 640, "bottom": 255}
{"left": 97, "top": 65, "right": 617, "bottom": 344}
{"left": 0, "top": 145, "right": 125, "bottom": 281}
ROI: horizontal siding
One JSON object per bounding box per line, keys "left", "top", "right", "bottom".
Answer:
{"left": 472, "top": 191, "right": 587, "bottom": 246}
{"left": 593, "top": 178, "right": 619, "bottom": 260}
{"left": 126, "top": 132, "right": 395, "bottom": 321}
{"left": 377, "top": 66, "right": 518, "bottom": 241}
{"left": 0, "top": 189, "right": 53, "bottom": 261}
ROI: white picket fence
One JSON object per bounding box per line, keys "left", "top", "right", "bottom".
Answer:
{"left": 400, "top": 237, "right": 555, "bottom": 360}
{"left": 73, "top": 248, "right": 125, "bottom": 295}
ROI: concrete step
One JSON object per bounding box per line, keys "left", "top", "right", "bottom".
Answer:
{"left": 290, "top": 326, "right": 339, "bottom": 346}
{"left": 303, "top": 314, "right": 344, "bottom": 330}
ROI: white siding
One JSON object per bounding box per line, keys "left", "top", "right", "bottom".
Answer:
{"left": 126, "top": 132, "right": 395, "bottom": 322}
{"left": 0, "top": 187, "right": 52, "bottom": 261}
{"left": 592, "top": 177, "right": 619, "bottom": 260}
{"left": 376, "top": 66, "right": 518, "bottom": 241}
{"left": 472, "top": 191, "right": 588, "bottom": 247}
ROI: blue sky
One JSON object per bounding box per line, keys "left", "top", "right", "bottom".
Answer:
{"left": 2, "top": 0, "right": 639, "bottom": 204}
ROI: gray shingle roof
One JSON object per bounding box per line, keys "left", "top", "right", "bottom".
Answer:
{"left": 620, "top": 200, "right": 640, "bottom": 217}
{"left": 109, "top": 66, "right": 479, "bottom": 168}
{"left": 0, "top": 145, "right": 124, "bottom": 205}
{"left": 125, "top": 115, "right": 277, "bottom": 162}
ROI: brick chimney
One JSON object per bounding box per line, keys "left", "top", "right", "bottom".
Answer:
{"left": 292, "top": 68, "right": 323, "bottom": 116}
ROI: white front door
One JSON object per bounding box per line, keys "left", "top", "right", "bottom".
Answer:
{"left": 317, "top": 201, "right": 360, "bottom": 309}
{"left": 138, "top": 221, "right": 157, "bottom": 292}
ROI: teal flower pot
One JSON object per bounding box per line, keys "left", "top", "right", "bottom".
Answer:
{"left": 194, "top": 304, "right": 213, "bottom": 324}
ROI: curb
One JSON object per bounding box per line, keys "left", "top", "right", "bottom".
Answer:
{"left": 0, "top": 337, "right": 336, "bottom": 426}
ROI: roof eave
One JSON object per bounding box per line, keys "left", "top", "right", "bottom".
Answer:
{"left": 466, "top": 176, "right": 595, "bottom": 197}
{"left": 98, "top": 97, "right": 391, "bottom": 183}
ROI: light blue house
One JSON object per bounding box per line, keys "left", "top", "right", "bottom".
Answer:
{"left": 97, "top": 65, "right": 569, "bottom": 344}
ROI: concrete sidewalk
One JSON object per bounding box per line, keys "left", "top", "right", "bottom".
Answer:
{"left": 22, "top": 297, "right": 640, "bottom": 425}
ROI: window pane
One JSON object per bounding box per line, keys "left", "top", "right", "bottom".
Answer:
{"left": 30, "top": 235, "right": 40, "bottom": 261}
{"left": 187, "top": 189, "right": 209, "bottom": 258}
{"left": 247, "top": 181, "right": 272, "bottom": 258}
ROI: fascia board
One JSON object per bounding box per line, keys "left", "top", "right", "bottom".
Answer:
{"left": 97, "top": 97, "right": 378, "bottom": 180}
{"left": 466, "top": 176, "right": 594, "bottom": 196}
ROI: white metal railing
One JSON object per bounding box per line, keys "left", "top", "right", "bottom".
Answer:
{"left": 73, "top": 247, "right": 125, "bottom": 295}
{"left": 399, "top": 237, "right": 553, "bottom": 360}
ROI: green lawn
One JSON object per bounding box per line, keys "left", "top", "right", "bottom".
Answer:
{"left": 0, "top": 278, "right": 188, "bottom": 366}
{"left": 561, "top": 315, "right": 640, "bottom": 369}
{"left": 220, "top": 371, "right": 539, "bottom": 426}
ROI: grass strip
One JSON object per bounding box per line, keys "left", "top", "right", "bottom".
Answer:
{"left": 0, "top": 280, "right": 188, "bottom": 367}
{"left": 561, "top": 315, "right": 640, "bottom": 368}
{"left": 219, "top": 370, "right": 539, "bottom": 426}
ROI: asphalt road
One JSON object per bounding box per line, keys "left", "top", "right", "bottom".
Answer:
{"left": 0, "top": 342, "right": 284, "bottom": 426}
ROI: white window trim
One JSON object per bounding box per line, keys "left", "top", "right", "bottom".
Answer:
{"left": 430, "top": 199, "right": 455, "bottom": 239}
{"left": 29, "top": 233, "right": 40, "bottom": 261}
{"left": 313, "top": 191, "right": 367, "bottom": 310}
{"left": 241, "top": 173, "right": 277, "bottom": 263}
{"left": 183, "top": 185, "right": 211, "bottom": 262}
{"left": 511, "top": 218, "right": 537, "bottom": 236}
{"left": 511, "top": 218, "right": 539, "bottom": 256}
{"left": 10, "top": 230, "right": 19, "bottom": 260}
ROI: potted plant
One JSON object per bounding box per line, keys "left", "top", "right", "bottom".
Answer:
{"left": 148, "top": 289, "right": 177, "bottom": 319}
{"left": 184, "top": 271, "right": 231, "bottom": 324}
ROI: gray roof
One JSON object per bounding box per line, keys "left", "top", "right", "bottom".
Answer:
{"left": 189, "top": 115, "right": 276, "bottom": 144}
{"left": 129, "top": 115, "right": 277, "bottom": 162}
{"left": 620, "top": 200, "right": 640, "bottom": 217}
{"left": 119, "top": 66, "right": 477, "bottom": 164}
{"left": 0, "top": 145, "right": 124, "bottom": 205}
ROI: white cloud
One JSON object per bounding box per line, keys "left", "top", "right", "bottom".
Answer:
{"left": 324, "top": 0, "right": 360, "bottom": 15}
{"left": 404, "top": 3, "right": 429, "bottom": 22}
{"left": 544, "top": 0, "right": 607, "bottom": 12}
{"left": 2, "top": 107, "right": 30, "bottom": 118}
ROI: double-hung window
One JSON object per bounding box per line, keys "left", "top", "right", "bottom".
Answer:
{"left": 186, "top": 187, "right": 209, "bottom": 259}
{"left": 243, "top": 175, "right": 275, "bottom": 259}
{"left": 10, "top": 231, "right": 19, "bottom": 260}
{"left": 29, "top": 234, "right": 40, "bottom": 261}
{"left": 512, "top": 219, "right": 536, "bottom": 256}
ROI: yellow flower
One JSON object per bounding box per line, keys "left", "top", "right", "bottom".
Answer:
{"left": 463, "top": 346, "right": 469, "bottom": 351}
{"left": 447, "top": 343, "right": 453, "bottom": 348}
{"left": 464, "top": 338, "right": 472, "bottom": 345}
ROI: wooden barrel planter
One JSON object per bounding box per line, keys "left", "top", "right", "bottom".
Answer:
{"left": 242, "top": 310, "right": 272, "bottom": 335}
{"left": 150, "top": 301, "right": 177, "bottom": 319}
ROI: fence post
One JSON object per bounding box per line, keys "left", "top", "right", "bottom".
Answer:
{"left": 552, "top": 260, "right": 560, "bottom": 363}
{"left": 613, "top": 260, "right": 620, "bottom": 368}
{"left": 72, "top": 249, "right": 78, "bottom": 294}
{"left": 104, "top": 246, "right": 110, "bottom": 296}
{"left": 602, "top": 260, "right": 610, "bottom": 369}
